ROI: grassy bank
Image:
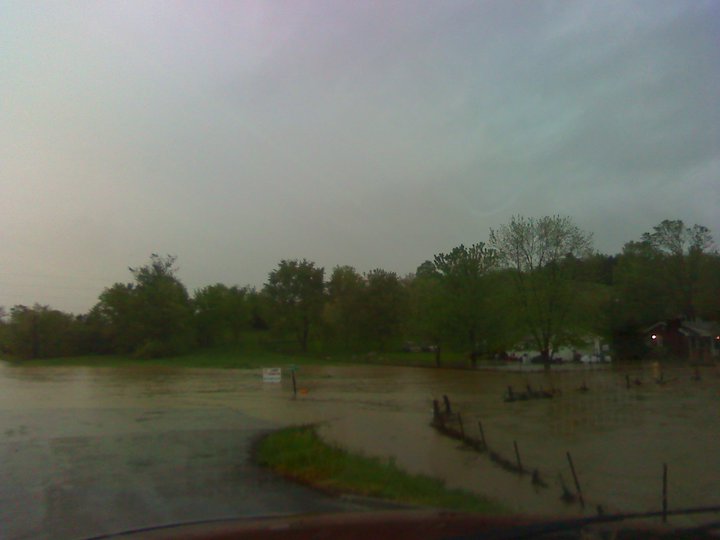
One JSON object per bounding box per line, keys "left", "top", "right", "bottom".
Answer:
{"left": 2, "top": 328, "right": 487, "bottom": 369}
{"left": 255, "top": 425, "right": 504, "bottom": 514}
{"left": 3, "top": 345, "right": 477, "bottom": 370}
{"left": 1, "top": 350, "right": 340, "bottom": 369}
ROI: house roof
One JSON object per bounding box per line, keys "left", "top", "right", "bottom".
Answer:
{"left": 643, "top": 319, "right": 720, "bottom": 338}
{"left": 679, "top": 320, "right": 720, "bottom": 338}
{"left": 643, "top": 322, "right": 666, "bottom": 333}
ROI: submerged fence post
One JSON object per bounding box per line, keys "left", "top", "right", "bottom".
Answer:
{"left": 457, "top": 413, "right": 465, "bottom": 439}
{"left": 566, "top": 451, "right": 585, "bottom": 509}
{"left": 478, "top": 420, "right": 486, "bottom": 448}
{"left": 514, "top": 440, "right": 523, "bottom": 472}
{"left": 443, "top": 395, "right": 452, "bottom": 414}
{"left": 291, "top": 370, "right": 297, "bottom": 398}
{"left": 662, "top": 463, "right": 668, "bottom": 523}
{"left": 559, "top": 473, "right": 575, "bottom": 503}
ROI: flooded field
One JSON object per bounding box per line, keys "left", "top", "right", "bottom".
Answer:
{"left": 1, "top": 361, "right": 718, "bottom": 523}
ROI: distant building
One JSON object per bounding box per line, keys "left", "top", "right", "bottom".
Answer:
{"left": 643, "top": 319, "right": 720, "bottom": 362}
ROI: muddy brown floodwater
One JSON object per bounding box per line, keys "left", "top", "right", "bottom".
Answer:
{"left": 1, "top": 361, "right": 719, "bottom": 526}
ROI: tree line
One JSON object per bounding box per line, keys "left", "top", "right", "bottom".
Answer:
{"left": 1, "top": 216, "right": 717, "bottom": 364}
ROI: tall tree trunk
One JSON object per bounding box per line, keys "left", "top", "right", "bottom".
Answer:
{"left": 541, "top": 347, "right": 550, "bottom": 370}
{"left": 300, "top": 316, "right": 309, "bottom": 352}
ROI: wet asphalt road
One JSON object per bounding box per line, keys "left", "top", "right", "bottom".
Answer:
{"left": 0, "top": 407, "right": 365, "bottom": 540}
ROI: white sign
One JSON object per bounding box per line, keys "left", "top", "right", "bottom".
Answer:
{"left": 262, "top": 367, "right": 282, "bottom": 383}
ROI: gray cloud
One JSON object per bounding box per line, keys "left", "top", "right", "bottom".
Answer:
{"left": 1, "top": 1, "right": 718, "bottom": 312}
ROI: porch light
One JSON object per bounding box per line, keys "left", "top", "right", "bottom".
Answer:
{"left": 651, "top": 334, "right": 657, "bottom": 340}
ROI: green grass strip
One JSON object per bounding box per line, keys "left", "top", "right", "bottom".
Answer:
{"left": 3, "top": 348, "right": 477, "bottom": 370}
{"left": 255, "top": 425, "right": 505, "bottom": 514}
{"left": 1, "top": 350, "right": 334, "bottom": 369}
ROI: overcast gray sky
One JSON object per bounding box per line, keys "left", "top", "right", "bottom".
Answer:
{"left": 2, "top": 1, "right": 719, "bottom": 313}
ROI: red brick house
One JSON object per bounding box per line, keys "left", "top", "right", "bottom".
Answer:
{"left": 644, "top": 319, "right": 720, "bottom": 362}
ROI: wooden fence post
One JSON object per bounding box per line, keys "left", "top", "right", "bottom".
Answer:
{"left": 478, "top": 421, "right": 486, "bottom": 448}
{"left": 662, "top": 463, "right": 668, "bottom": 523}
{"left": 566, "top": 451, "right": 585, "bottom": 509}
{"left": 514, "top": 440, "right": 523, "bottom": 472}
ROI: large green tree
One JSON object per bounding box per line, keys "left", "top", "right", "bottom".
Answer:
{"left": 612, "top": 220, "right": 715, "bottom": 326}
{"left": 193, "top": 284, "right": 249, "bottom": 347}
{"left": 406, "top": 264, "right": 447, "bottom": 365}
{"left": 264, "top": 259, "right": 325, "bottom": 352}
{"left": 4, "top": 304, "right": 79, "bottom": 359}
{"left": 489, "top": 215, "right": 593, "bottom": 365}
{"left": 612, "top": 241, "right": 672, "bottom": 324}
{"left": 324, "top": 265, "right": 365, "bottom": 349}
{"left": 432, "top": 243, "right": 497, "bottom": 367}
{"left": 94, "top": 254, "right": 194, "bottom": 357}
{"left": 357, "top": 269, "right": 407, "bottom": 351}
{"left": 641, "top": 219, "right": 714, "bottom": 320}
{"left": 609, "top": 220, "right": 716, "bottom": 358}
{"left": 94, "top": 283, "right": 140, "bottom": 353}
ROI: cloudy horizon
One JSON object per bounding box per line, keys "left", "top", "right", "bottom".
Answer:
{"left": 2, "top": 1, "right": 719, "bottom": 313}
